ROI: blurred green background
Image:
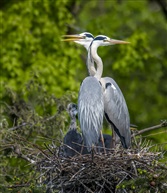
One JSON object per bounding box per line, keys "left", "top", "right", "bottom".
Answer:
{"left": 0, "top": 0, "right": 167, "bottom": 192}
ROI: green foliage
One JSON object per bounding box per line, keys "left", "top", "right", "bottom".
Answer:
{"left": 1, "top": 0, "right": 167, "bottom": 192}
{"left": 116, "top": 166, "right": 167, "bottom": 193}
{"left": 0, "top": 75, "right": 77, "bottom": 192}
{"left": 1, "top": 0, "right": 82, "bottom": 96}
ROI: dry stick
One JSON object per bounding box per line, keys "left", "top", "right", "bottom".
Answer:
{"left": 7, "top": 111, "right": 59, "bottom": 131}
{"left": 6, "top": 183, "right": 30, "bottom": 188}
{"left": 13, "top": 134, "right": 51, "bottom": 160}
{"left": 63, "top": 144, "right": 82, "bottom": 156}
{"left": 78, "top": 180, "right": 94, "bottom": 193}
{"left": 142, "top": 131, "right": 167, "bottom": 137}
{"left": 94, "top": 181, "right": 105, "bottom": 192}
{"left": 69, "top": 167, "right": 86, "bottom": 181}
{"left": 44, "top": 142, "right": 54, "bottom": 155}
{"left": 8, "top": 122, "right": 31, "bottom": 131}
{"left": 131, "top": 160, "right": 138, "bottom": 176}
{"left": 13, "top": 145, "right": 35, "bottom": 164}
{"left": 132, "top": 120, "right": 167, "bottom": 137}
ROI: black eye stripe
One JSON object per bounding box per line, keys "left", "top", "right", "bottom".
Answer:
{"left": 94, "top": 36, "right": 106, "bottom": 41}
{"left": 85, "top": 33, "right": 94, "bottom": 38}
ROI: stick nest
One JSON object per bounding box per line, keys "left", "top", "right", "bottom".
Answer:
{"left": 36, "top": 143, "right": 167, "bottom": 193}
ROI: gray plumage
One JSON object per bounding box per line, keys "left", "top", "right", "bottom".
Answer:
{"left": 62, "top": 103, "right": 82, "bottom": 157}
{"left": 67, "top": 103, "right": 78, "bottom": 130}
{"left": 78, "top": 77, "right": 104, "bottom": 151}
{"left": 62, "top": 103, "right": 111, "bottom": 156}
{"left": 81, "top": 33, "right": 131, "bottom": 149}
{"left": 63, "top": 33, "right": 131, "bottom": 150}
{"left": 101, "top": 77, "right": 131, "bottom": 148}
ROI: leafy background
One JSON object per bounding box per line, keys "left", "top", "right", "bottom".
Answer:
{"left": 0, "top": 0, "right": 167, "bottom": 192}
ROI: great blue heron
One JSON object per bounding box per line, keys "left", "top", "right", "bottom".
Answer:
{"left": 64, "top": 32, "right": 131, "bottom": 148}
{"left": 62, "top": 103, "right": 112, "bottom": 156}
{"left": 63, "top": 33, "right": 131, "bottom": 149}
{"left": 62, "top": 103, "right": 83, "bottom": 157}
{"left": 78, "top": 69, "right": 104, "bottom": 152}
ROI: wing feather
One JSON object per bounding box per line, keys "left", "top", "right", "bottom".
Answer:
{"left": 78, "top": 76, "right": 104, "bottom": 151}
{"left": 102, "top": 77, "right": 131, "bottom": 148}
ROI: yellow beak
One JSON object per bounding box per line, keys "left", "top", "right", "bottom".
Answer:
{"left": 61, "top": 34, "right": 85, "bottom": 41}
{"left": 107, "top": 39, "right": 130, "bottom": 44}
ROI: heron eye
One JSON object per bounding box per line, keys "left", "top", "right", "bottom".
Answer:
{"left": 72, "top": 104, "right": 75, "bottom": 108}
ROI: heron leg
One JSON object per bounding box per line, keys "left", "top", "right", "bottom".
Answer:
{"left": 100, "top": 130, "right": 107, "bottom": 154}
{"left": 111, "top": 129, "right": 116, "bottom": 149}
{"left": 92, "top": 144, "right": 98, "bottom": 154}
{"left": 80, "top": 140, "right": 85, "bottom": 155}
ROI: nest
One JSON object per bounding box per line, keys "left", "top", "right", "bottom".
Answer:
{"left": 36, "top": 142, "right": 167, "bottom": 193}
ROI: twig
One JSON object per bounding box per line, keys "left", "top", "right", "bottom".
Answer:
{"left": 13, "top": 145, "right": 35, "bottom": 164}
{"left": 6, "top": 183, "right": 30, "bottom": 188}
{"left": 8, "top": 122, "right": 31, "bottom": 131}
{"left": 142, "top": 131, "right": 167, "bottom": 137}
{"left": 44, "top": 142, "right": 54, "bottom": 155}
{"left": 69, "top": 167, "right": 86, "bottom": 181}
{"left": 78, "top": 180, "right": 94, "bottom": 193}
{"left": 32, "top": 144, "right": 51, "bottom": 160}
{"left": 7, "top": 112, "right": 59, "bottom": 131}
{"left": 63, "top": 143, "right": 82, "bottom": 156}
{"left": 132, "top": 120, "right": 167, "bottom": 137}
{"left": 131, "top": 161, "right": 138, "bottom": 176}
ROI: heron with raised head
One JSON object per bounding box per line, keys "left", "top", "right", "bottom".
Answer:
{"left": 78, "top": 48, "right": 104, "bottom": 151}
{"left": 63, "top": 33, "right": 131, "bottom": 150}
{"left": 63, "top": 103, "right": 83, "bottom": 157}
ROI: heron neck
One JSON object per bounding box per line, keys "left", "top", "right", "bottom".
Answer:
{"left": 90, "top": 44, "right": 103, "bottom": 80}
{"left": 70, "top": 116, "right": 77, "bottom": 130}
{"left": 87, "top": 50, "right": 96, "bottom": 76}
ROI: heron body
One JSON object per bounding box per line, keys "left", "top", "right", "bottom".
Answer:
{"left": 100, "top": 77, "right": 130, "bottom": 148}
{"left": 62, "top": 103, "right": 83, "bottom": 157}
{"left": 78, "top": 77, "right": 104, "bottom": 151}
{"left": 104, "top": 134, "right": 112, "bottom": 149}
{"left": 63, "top": 129, "right": 82, "bottom": 157}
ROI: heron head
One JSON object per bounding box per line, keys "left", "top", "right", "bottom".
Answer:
{"left": 67, "top": 103, "right": 78, "bottom": 117}
{"left": 92, "top": 35, "right": 130, "bottom": 47}
{"left": 62, "top": 32, "right": 94, "bottom": 50}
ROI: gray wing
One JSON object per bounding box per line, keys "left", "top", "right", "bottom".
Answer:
{"left": 102, "top": 77, "right": 131, "bottom": 148}
{"left": 78, "top": 76, "right": 104, "bottom": 152}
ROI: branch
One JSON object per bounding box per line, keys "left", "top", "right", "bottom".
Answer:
{"left": 132, "top": 120, "right": 167, "bottom": 137}
{"left": 8, "top": 122, "right": 32, "bottom": 131}
{"left": 6, "top": 183, "right": 30, "bottom": 188}
{"left": 13, "top": 145, "right": 35, "bottom": 164}
{"left": 8, "top": 113, "right": 58, "bottom": 131}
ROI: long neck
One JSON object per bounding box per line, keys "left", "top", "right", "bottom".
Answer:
{"left": 70, "top": 116, "right": 76, "bottom": 130}
{"left": 87, "top": 47, "right": 96, "bottom": 76}
{"left": 89, "top": 43, "right": 103, "bottom": 80}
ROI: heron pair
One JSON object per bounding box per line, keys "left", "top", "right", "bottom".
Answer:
{"left": 62, "top": 32, "right": 131, "bottom": 153}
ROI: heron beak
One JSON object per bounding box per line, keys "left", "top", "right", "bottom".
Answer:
{"left": 62, "top": 34, "right": 85, "bottom": 41}
{"left": 73, "top": 109, "right": 78, "bottom": 116}
{"left": 108, "top": 39, "right": 130, "bottom": 44}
